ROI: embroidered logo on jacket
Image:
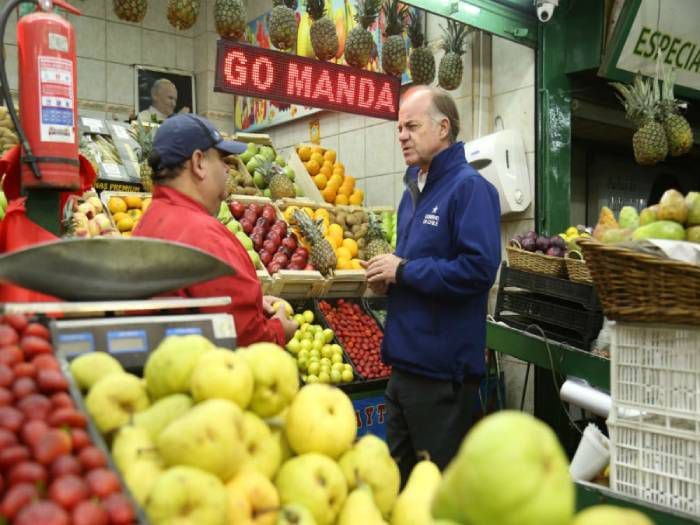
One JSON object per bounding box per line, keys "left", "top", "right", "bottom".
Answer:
{"left": 423, "top": 205, "right": 440, "bottom": 227}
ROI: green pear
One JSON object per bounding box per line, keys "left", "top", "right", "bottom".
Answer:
{"left": 632, "top": 220, "right": 686, "bottom": 241}
{"left": 686, "top": 191, "right": 700, "bottom": 226}
{"left": 277, "top": 504, "right": 317, "bottom": 525}
{"left": 227, "top": 219, "right": 242, "bottom": 234}
{"left": 618, "top": 206, "right": 639, "bottom": 230}
{"left": 286, "top": 384, "right": 356, "bottom": 459}
{"left": 236, "top": 230, "right": 253, "bottom": 250}
{"left": 639, "top": 205, "right": 658, "bottom": 226}
{"left": 124, "top": 459, "right": 162, "bottom": 506}
{"left": 226, "top": 469, "right": 280, "bottom": 525}
{"left": 431, "top": 411, "right": 574, "bottom": 525}
{"left": 239, "top": 411, "right": 283, "bottom": 479}
{"left": 190, "top": 349, "right": 254, "bottom": 409}
{"left": 284, "top": 166, "right": 295, "bottom": 181}
{"left": 112, "top": 425, "right": 161, "bottom": 472}
{"left": 391, "top": 459, "right": 441, "bottom": 525}
{"left": 338, "top": 435, "right": 400, "bottom": 518}
{"left": 657, "top": 189, "right": 688, "bottom": 223}
{"left": 275, "top": 155, "right": 286, "bottom": 166}
{"left": 275, "top": 453, "right": 347, "bottom": 525}
{"left": 249, "top": 250, "right": 261, "bottom": 269}
{"left": 144, "top": 335, "right": 214, "bottom": 400}
{"left": 157, "top": 398, "right": 245, "bottom": 481}
{"left": 133, "top": 393, "right": 193, "bottom": 441}
{"left": 85, "top": 373, "right": 150, "bottom": 434}
{"left": 337, "top": 485, "right": 386, "bottom": 525}
{"left": 571, "top": 505, "right": 654, "bottom": 524}
{"left": 687, "top": 225, "right": 700, "bottom": 243}
{"left": 146, "top": 466, "right": 229, "bottom": 525}
{"left": 69, "top": 352, "right": 123, "bottom": 391}
{"left": 218, "top": 201, "right": 233, "bottom": 223}
{"left": 239, "top": 343, "right": 299, "bottom": 418}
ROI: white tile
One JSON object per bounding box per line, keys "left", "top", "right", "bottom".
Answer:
{"left": 142, "top": 0, "right": 172, "bottom": 33}
{"left": 426, "top": 13, "right": 444, "bottom": 44}
{"left": 72, "top": 15, "right": 106, "bottom": 61}
{"left": 76, "top": 0, "right": 106, "bottom": 18}
{"left": 365, "top": 121, "right": 396, "bottom": 177}
{"left": 365, "top": 174, "right": 395, "bottom": 207}
{"left": 175, "top": 36, "right": 194, "bottom": 71}
{"left": 492, "top": 35, "right": 535, "bottom": 96}
{"left": 364, "top": 116, "right": 385, "bottom": 127}
{"left": 492, "top": 86, "right": 535, "bottom": 153}
{"left": 455, "top": 95, "right": 473, "bottom": 143}
{"left": 195, "top": 70, "right": 209, "bottom": 112}
{"left": 471, "top": 31, "right": 491, "bottom": 99}
{"left": 320, "top": 135, "right": 339, "bottom": 154}
{"left": 247, "top": 0, "right": 272, "bottom": 21}
{"left": 206, "top": 71, "right": 235, "bottom": 112}
{"left": 106, "top": 22, "right": 141, "bottom": 65}
{"left": 393, "top": 171, "right": 406, "bottom": 208}
{"left": 338, "top": 112, "right": 365, "bottom": 133}
{"left": 76, "top": 105, "right": 106, "bottom": 119}
{"left": 106, "top": 62, "right": 135, "bottom": 106}
{"left": 338, "top": 128, "right": 365, "bottom": 180}
{"left": 210, "top": 116, "right": 235, "bottom": 135}
{"left": 143, "top": 30, "right": 177, "bottom": 68}
{"left": 77, "top": 58, "right": 106, "bottom": 102}
{"left": 4, "top": 44, "right": 17, "bottom": 91}
{"left": 319, "top": 112, "right": 339, "bottom": 137}
{"left": 193, "top": 31, "right": 218, "bottom": 73}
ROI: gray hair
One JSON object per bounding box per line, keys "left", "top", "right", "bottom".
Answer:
{"left": 403, "top": 86, "right": 460, "bottom": 143}
{"left": 151, "top": 78, "right": 176, "bottom": 97}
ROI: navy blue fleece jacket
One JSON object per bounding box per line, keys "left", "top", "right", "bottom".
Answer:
{"left": 382, "top": 141, "right": 501, "bottom": 382}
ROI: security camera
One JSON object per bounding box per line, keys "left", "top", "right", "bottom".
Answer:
{"left": 535, "top": 0, "right": 558, "bottom": 22}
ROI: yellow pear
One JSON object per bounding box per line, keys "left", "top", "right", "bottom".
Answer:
{"left": 69, "top": 352, "right": 123, "bottom": 391}
{"left": 391, "top": 459, "right": 442, "bottom": 525}
{"left": 226, "top": 469, "right": 280, "bottom": 525}
{"left": 239, "top": 343, "right": 299, "bottom": 417}
{"left": 239, "top": 411, "right": 283, "bottom": 479}
{"left": 571, "top": 505, "right": 654, "bottom": 524}
{"left": 337, "top": 485, "right": 386, "bottom": 525}
{"left": 133, "top": 393, "right": 193, "bottom": 441}
{"left": 111, "top": 425, "right": 161, "bottom": 473}
{"left": 124, "top": 459, "right": 162, "bottom": 506}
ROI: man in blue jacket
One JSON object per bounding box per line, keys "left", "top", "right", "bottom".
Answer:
{"left": 365, "top": 86, "right": 501, "bottom": 484}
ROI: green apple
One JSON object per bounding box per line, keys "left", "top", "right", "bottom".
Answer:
{"left": 331, "top": 354, "right": 343, "bottom": 365}
{"left": 235, "top": 230, "right": 253, "bottom": 249}
{"left": 322, "top": 329, "right": 334, "bottom": 343}
{"left": 285, "top": 384, "right": 356, "bottom": 459}
{"left": 321, "top": 346, "right": 332, "bottom": 359}
{"left": 294, "top": 314, "right": 304, "bottom": 325}
{"left": 341, "top": 370, "right": 354, "bottom": 383}
{"left": 260, "top": 146, "right": 276, "bottom": 162}
{"left": 253, "top": 171, "right": 266, "bottom": 188}
{"left": 275, "top": 453, "right": 347, "bottom": 525}
{"left": 300, "top": 340, "right": 312, "bottom": 353}
{"left": 249, "top": 250, "right": 261, "bottom": 269}
{"left": 190, "top": 349, "right": 254, "bottom": 409}
{"left": 330, "top": 370, "right": 342, "bottom": 384}
{"left": 571, "top": 505, "right": 654, "bottom": 525}
{"left": 240, "top": 343, "right": 300, "bottom": 418}
{"left": 226, "top": 469, "right": 280, "bottom": 525}
{"left": 306, "top": 374, "right": 319, "bottom": 384}
{"left": 318, "top": 372, "right": 330, "bottom": 383}
{"left": 133, "top": 393, "right": 193, "bottom": 441}
{"left": 69, "top": 352, "right": 123, "bottom": 391}
{"left": 277, "top": 503, "right": 317, "bottom": 525}
{"left": 294, "top": 183, "right": 303, "bottom": 197}
{"left": 158, "top": 399, "right": 245, "bottom": 481}
{"left": 302, "top": 310, "right": 314, "bottom": 323}
{"left": 226, "top": 220, "right": 242, "bottom": 234}
{"left": 85, "top": 373, "right": 150, "bottom": 434}
{"left": 431, "top": 411, "right": 574, "bottom": 525}
{"left": 124, "top": 459, "right": 162, "bottom": 506}
{"left": 339, "top": 434, "right": 400, "bottom": 517}
{"left": 284, "top": 166, "right": 295, "bottom": 181}
{"left": 264, "top": 189, "right": 272, "bottom": 198}
{"left": 112, "top": 425, "right": 161, "bottom": 472}
{"left": 275, "top": 155, "right": 286, "bottom": 166}
{"left": 239, "top": 411, "right": 283, "bottom": 479}
{"left": 146, "top": 466, "right": 228, "bottom": 525}
{"left": 286, "top": 338, "right": 301, "bottom": 355}
{"left": 272, "top": 299, "right": 294, "bottom": 318}
{"left": 144, "top": 334, "right": 214, "bottom": 400}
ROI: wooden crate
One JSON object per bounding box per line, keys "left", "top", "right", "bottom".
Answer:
{"left": 269, "top": 269, "right": 326, "bottom": 298}
{"left": 323, "top": 270, "right": 367, "bottom": 298}
{"left": 257, "top": 268, "right": 272, "bottom": 294}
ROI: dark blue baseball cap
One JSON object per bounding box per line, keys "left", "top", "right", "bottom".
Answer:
{"left": 152, "top": 114, "right": 247, "bottom": 169}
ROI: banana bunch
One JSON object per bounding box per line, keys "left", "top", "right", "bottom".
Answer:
{"left": 0, "top": 106, "right": 19, "bottom": 155}
{"left": 296, "top": 11, "right": 314, "bottom": 58}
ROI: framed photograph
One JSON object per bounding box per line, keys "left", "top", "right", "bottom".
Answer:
{"left": 134, "top": 66, "right": 196, "bottom": 122}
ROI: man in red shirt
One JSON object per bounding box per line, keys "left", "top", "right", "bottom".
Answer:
{"left": 133, "top": 114, "right": 297, "bottom": 346}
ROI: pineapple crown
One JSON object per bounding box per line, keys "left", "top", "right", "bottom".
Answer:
{"left": 292, "top": 208, "right": 324, "bottom": 237}
{"left": 355, "top": 0, "right": 382, "bottom": 30}
{"left": 382, "top": 0, "right": 408, "bottom": 37}
{"left": 440, "top": 19, "right": 469, "bottom": 55}
{"left": 368, "top": 212, "right": 384, "bottom": 239}
{"left": 408, "top": 10, "right": 424, "bottom": 48}
{"left": 306, "top": 0, "right": 327, "bottom": 21}
{"left": 256, "top": 161, "right": 285, "bottom": 183}
{"left": 130, "top": 121, "right": 156, "bottom": 162}
{"left": 611, "top": 73, "right": 662, "bottom": 126}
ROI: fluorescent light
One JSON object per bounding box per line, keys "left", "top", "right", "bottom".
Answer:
{"left": 460, "top": 1, "right": 481, "bottom": 15}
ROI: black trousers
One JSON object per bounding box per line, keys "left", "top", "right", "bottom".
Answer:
{"left": 385, "top": 368, "right": 480, "bottom": 486}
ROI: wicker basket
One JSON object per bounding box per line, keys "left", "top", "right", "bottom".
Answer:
{"left": 506, "top": 242, "right": 567, "bottom": 278}
{"left": 565, "top": 250, "right": 593, "bottom": 284}
{"left": 578, "top": 239, "right": 700, "bottom": 325}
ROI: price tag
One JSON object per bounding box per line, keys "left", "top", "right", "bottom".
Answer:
{"left": 112, "top": 125, "right": 130, "bottom": 140}
{"left": 102, "top": 163, "right": 121, "bottom": 177}
{"left": 81, "top": 117, "right": 107, "bottom": 134}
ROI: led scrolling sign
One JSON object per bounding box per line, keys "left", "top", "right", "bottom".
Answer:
{"left": 214, "top": 40, "right": 401, "bottom": 121}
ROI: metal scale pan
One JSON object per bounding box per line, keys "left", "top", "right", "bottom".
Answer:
{"left": 0, "top": 237, "right": 235, "bottom": 301}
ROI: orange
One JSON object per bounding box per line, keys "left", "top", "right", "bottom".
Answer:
{"left": 283, "top": 206, "right": 298, "bottom": 222}
{"left": 336, "top": 246, "right": 352, "bottom": 260}
{"left": 326, "top": 235, "right": 342, "bottom": 250}
{"left": 328, "top": 173, "right": 343, "bottom": 187}
{"left": 327, "top": 223, "right": 343, "bottom": 238}
{"left": 350, "top": 258, "right": 363, "bottom": 270}
{"left": 314, "top": 208, "right": 330, "bottom": 220}
{"left": 349, "top": 190, "right": 364, "bottom": 206}
{"left": 341, "top": 238, "right": 358, "bottom": 258}
{"left": 313, "top": 173, "right": 328, "bottom": 190}
{"left": 305, "top": 159, "right": 320, "bottom": 176}
{"left": 319, "top": 165, "right": 332, "bottom": 178}
{"left": 125, "top": 195, "right": 143, "bottom": 209}
{"left": 335, "top": 194, "right": 349, "bottom": 206}
{"left": 116, "top": 216, "right": 134, "bottom": 232}
{"left": 321, "top": 187, "right": 337, "bottom": 203}
{"left": 338, "top": 184, "right": 353, "bottom": 197}
{"left": 108, "top": 197, "right": 127, "bottom": 214}
{"left": 141, "top": 198, "right": 152, "bottom": 212}
{"left": 310, "top": 152, "right": 324, "bottom": 165}
{"left": 298, "top": 146, "right": 312, "bottom": 161}
{"left": 323, "top": 150, "right": 336, "bottom": 163}
{"left": 336, "top": 257, "right": 352, "bottom": 270}
{"left": 127, "top": 209, "right": 143, "bottom": 220}
{"left": 311, "top": 146, "right": 325, "bottom": 156}
{"left": 343, "top": 175, "right": 356, "bottom": 190}
{"left": 112, "top": 211, "right": 128, "bottom": 223}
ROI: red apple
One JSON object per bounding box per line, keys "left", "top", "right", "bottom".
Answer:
{"left": 278, "top": 246, "right": 293, "bottom": 258}
{"left": 8, "top": 461, "right": 47, "bottom": 487}
{"left": 34, "top": 429, "right": 72, "bottom": 465}
{"left": 291, "top": 253, "right": 307, "bottom": 267}
{"left": 85, "top": 468, "right": 121, "bottom": 498}
{"left": 37, "top": 369, "right": 68, "bottom": 393}
{"left": 250, "top": 233, "right": 264, "bottom": 252}
{"left": 0, "top": 324, "right": 19, "bottom": 346}
{"left": 0, "top": 386, "right": 12, "bottom": 406}
{"left": 255, "top": 216, "right": 270, "bottom": 229}
{"left": 266, "top": 230, "right": 281, "bottom": 245}
{"left": 295, "top": 247, "right": 309, "bottom": 259}
{"left": 305, "top": 264, "right": 315, "bottom": 271}
{"left": 243, "top": 208, "right": 258, "bottom": 224}
{"left": 4, "top": 315, "right": 28, "bottom": 333}
{"left": 0, "top": 406, "right": 25, "bottom": 432}
{"left": 50, "top": 455, "right": 83, "bottom": 478}
{"left": 48, "top": 408, "right": 87, "bottom": 428}
{"left": 49, "top": 474, "right": 90, "bottom": 510}
{"left": 230, "top": 201, "right": 245, "bottom": 219}
{"left": 102, "top": 493, "right": 135, "bottom": 525}
{"left": 14, "top": 500, "right": 69, "bottom": 525}
{"left": 282, "top": 235, "right": 297, "bottom": 251}
{"left": 78, "top": 446, "right": 107, "bottom": 471}
{"left": 12, "top": 377, "right": 37, "bottom": 399}
{"left": 19, "top": 336, "right": 53, "bottom": 358}
{"left": 262, "top": 239, "right": 278, "bottom": 254}
{"left": 0, "top": 346, "right": 23, "bottom": 367}
{"left": 287, "top": 262, "right": 304, "bottom": 270}
{"left": 0, "top": 363, "right": 13, "bottom": 387}
{"left": 13, "top": 363, "right": 35, "bottom": 378}
{"left": 267, "top": 262, "right": 282, "bottom": 274}
{"left": 17, "top": 393, "right": 51, "bottom": 420}
{"left": 249, "top": 203, "right": 262, "bottom": 218}
{"left": 20, "top": 419, "right": 49, "bottom": 448}
{"left": 262, "top": 205, "right": 277, "bottom": 223}
{"left": 50, "top": 392, "right": 74, "bottom": 410}
{"left": 32, "top": 354, "right": 60, "bottom": 372}
{"left": 259, "top": 250, "right": 273, "bottom": 266}
{"left": 272, "top": 253, "right": 289, "bottom": 267}
{"left": 0, "top": 483, "right": 39, "bottom": 521}
{"left": 0, "top": 445, "right": 30, "bottom": 471}
{"left": 72, "top": 500, "right": 108, "bottom": 525}
{"left": 239, "top": 218, "right": 254, "bottom": 235}
{"left": 23, "top": 323, "right": 50, "bottom": 340}
{"left": 0, "top": 427, "right": 17, "bottom": 449}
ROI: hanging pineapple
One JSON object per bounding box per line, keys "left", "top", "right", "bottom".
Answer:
{"left": 214, "top": 0, "right": 246, "bottom": 40}
{"left": 611, "top": 73, "right": 668, "bottom": 166}
{"left": 343, "top": 0, "right": 381, "bottom": 69}
{"left": 408, "top": 10, "right": 434, "bottom": 85}
{"left": 381, "top": 0, "right": 408, "bottom": 77}
{"left": 270, "top": 0, "right": 299, "bottom": 50}
{"left": 658, "top": 66, "right": 693, "bottom": 157}
{"left": 438, "top": 20, "right": 468, "bottom": 91}
{"left": 306, "top": 0, "right": 339, "bottom": 61}
{"left": 112, "top": 0, "right": 147, "bottom": 23}
{"left": 167, "top": 0, "right": 201, "bottom": 31}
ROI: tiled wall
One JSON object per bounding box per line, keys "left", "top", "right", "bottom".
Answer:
{"left": 3, "top": 0, "right": 235, "bottom": 132}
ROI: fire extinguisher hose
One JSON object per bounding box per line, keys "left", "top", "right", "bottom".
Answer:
{"left": 0, "top": 0, "right": 42, "bottom": 180}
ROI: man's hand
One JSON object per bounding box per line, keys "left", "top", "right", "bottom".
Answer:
{"left": 272, "top": 303, "right": 298, "bottom": 342}
{"left": 365, "top": 254, "right": 403, "bottom": 286}
{"left": 262, "top": 295, "right": 283, "bottom": 316}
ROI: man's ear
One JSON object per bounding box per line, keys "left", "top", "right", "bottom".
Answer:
{"left": 190, "top": 150, "right": 206, "bottom": 180}
{"left": 440, "top": 117, "right": 450, "bottom": 141}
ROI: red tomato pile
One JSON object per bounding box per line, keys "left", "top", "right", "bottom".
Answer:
{"left": 0, "top": 314, "right": 136, "bottom": 525}
{"left": 318, "top": 300, "right": 390, "bottom": 379}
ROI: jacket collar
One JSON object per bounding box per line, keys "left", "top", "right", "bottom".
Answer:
{"left": 403, "top": 142, "right": 466, "bottom": 206}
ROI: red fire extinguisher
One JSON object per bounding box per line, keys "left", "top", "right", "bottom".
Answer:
{"left": 0, "top": 0, "right": 81, "bottom": 191}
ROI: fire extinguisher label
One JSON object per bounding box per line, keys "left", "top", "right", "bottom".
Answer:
{"left": 38, "top": 56, "right": 75, "bottom": 144}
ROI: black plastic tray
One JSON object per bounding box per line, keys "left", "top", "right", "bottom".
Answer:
{"left": 497, "top": 290, "right": 604, "bottom": 338}
{"left": 500, "top": 263, "right": 601, "bottom": 311}
{"left": 59, "top": 358, "right": 149, "bottom": 525}
{"left": 362, "top": 296, "right": 388, "bottom": 329}
{"left": 496, "top": 314, "right": 598, "bottom": 351}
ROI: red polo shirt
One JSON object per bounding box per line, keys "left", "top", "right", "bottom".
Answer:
{"left": 133, "top": 186, "right": 285, "bottom": 346}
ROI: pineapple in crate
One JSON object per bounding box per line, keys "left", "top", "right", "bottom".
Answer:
{"left": 658, "top": 66, "right": 694, "bottom": 157}
{"left": 612, "top": 73, "right": 668, "bottom": 166}
{"left": 129, "top": 121, "right": 157, "bottom": 192}
{"left": 292, "top": 209, "right": 337, "bottom": 276}
{"left": 344, "top": 0, "right": 382, "bottom": 69}
{"left": 381, "top": 0, "right": 409, "bottom": 77}
{"left": 365, "top": 212, "right": 393, "bottom": 259}
{"left": 214, "top": 0, "right": 246, "bottom": 40}
{"left": 252, "top": 161, "right": 296, "bottom": 201}
{"left": 306, "top": 0, "right": 339, "bottom": 61}
{"left": 270, "top": 0, "right": 299, "bottom": 50}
